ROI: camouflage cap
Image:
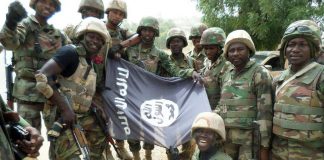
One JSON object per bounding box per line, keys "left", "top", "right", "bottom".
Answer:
{"left": 78, "top": 0, "right": 104, "bottom": 19}
{"left": 30, "top": 0, "right": 61, "bottom": 12}
{"left": 166, "top": 28, "right": 188, "bottom": 49}
{"left": 200, "top": 27, "right": 226, "bottom": 47}
{"left": 189, "top": 23, "right": 208, "bottom": 40}
{"left": 224, "top": 30, "right": 256, "bottom": 60}
{"left": 191, "top": 112, "right": 226, "bottom": 141}
{"left": 278, "top": 20, "right": 322, "bottom": 61}
{"left": 136, "top": 16, "right": 159, "bottom": 37}
{"left": 105, "top": 0, "right": 127, "bottom": 18}
{"left": 76, "top": 17, "right": 111, "bottom": 43}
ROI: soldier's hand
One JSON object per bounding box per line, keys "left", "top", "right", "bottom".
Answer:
{"left": 61, "top": 107, "right": 76, "bottom": 128}
{"left": 6, "top": 1, "right": 27, "bottom": 30}
{"left": 108, "top": 44, "right": 123, "bottom": 59}
{"left": 16, "top": 126, "right": 44, "bottom": 157}
{"left": 192, "top": 71, "right": 203, "bottom": 84}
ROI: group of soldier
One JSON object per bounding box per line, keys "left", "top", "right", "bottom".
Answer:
{"left": 0, "top": 0, "right": 323, "bottom": 160}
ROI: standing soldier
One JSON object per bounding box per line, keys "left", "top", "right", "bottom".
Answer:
{"left": 35, "top": 17, "right": 110, "bottom": 159}
{"left": 200, "top": 27, "right": 227, "bottom": 110}
{"left": 105, "top": 1, "right": 134, "bottom": 159}
{"left": 64, "top": 0, "right": 105, "bottom": 43}
{"left": 218, "top": 30, "right": 273, "bottom": 160}
{"left": 0, "top": 0, "right": 68, "bottom": 132}
{"left": 272, "top": 20, "right": 324, "bottom": 160}
{"left": 191, "top": 112, "right": 232, "bottom": 160}
{"left": 188, "top": 23, "right": 208, "bottom": 71}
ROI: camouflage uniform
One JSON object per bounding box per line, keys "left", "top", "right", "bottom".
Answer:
{"left": 200, "top": 27, "right": 227, "bottom": 110}
{"left": 191, "top": 112, "right": 232, "bottom": 160}
{"left": 0, "top": 6, "right": 68, "bottom": 132}
{"left": 0, "top": 96, "right": 29, "bottom": 160}
{"left": 272, "top": 20, "right": 324, "bottom": 160}
{"left": 39, "top": 17, "right": 110, "bottom": 160}
{"left": 188, "top": 23, "right": 208, "bottom": 71}
{"left": 218, "top": 30, "right": 273, "bottom": 160}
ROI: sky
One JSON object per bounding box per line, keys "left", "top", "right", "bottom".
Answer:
{"left": 0, "top": 0, "right": 203, "bottom": 29}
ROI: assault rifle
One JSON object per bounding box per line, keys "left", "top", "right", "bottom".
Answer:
{"left": 4, "top": 48, "right": 14, "bottom": 109}
{"left": 252, "top": 121, "right": 261, "bottom": 160}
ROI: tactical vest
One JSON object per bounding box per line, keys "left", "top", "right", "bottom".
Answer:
{"left": 188, "top": 49, "right": 206, "bottom": 71}
{"left": 107, "top": 27, "right": 127, "bottom": 46}
{"left": 203, "top": 56, "right": 226, "bottom": 110}
{"left": 58, "top": 47, "right": 97, "bottom": 114}
{"left": 219, "top": 62, "right": 259, "bottom": 129}
{"left": 13, "top": 16, "right": 63, "bottom": 102}
{"left": 127, "top": 44, "right": 163, "bottom": 74}
{"left": 273, "top": 63, "right": 324, "bottom": 143}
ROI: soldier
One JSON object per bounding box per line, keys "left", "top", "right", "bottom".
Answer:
{"left": 64, "top": 0, "right": 105, "bottom": 43}
{"left": 188, "top": 23, "right": 208, "bottom": 71}
{"left": 191, "top": 112, "right": 232, "bottom": 160}
{"left": 35, "top": 17, "right": 110, "bottom": 159}
{"left": 0, "top": 96, "right": 44, "bottom": 159}
{"left": 0, "top": 0, "right": 68, "bottom": 132}
{"left": 272, "top": 20, "right": 324, "bottom": 160}
{"left": 200, "top": 27, "right": 228, "bottom": 110}
{"left": 217, "top": 30, "right": 273, "bottom": 160}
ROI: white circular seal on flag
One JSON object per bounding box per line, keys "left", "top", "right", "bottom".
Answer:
{"left": 140, "top": 99, "right": 179, "bottom": 127}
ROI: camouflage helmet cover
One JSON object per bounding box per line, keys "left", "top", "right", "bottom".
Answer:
{"left": 166, "top": 27, "right": 188, "bottom": 49}
{"left": 200, "top": 27, "right": 226, "bottom": 47}
{"left": 278, "top": 20, "right": 322, "bottom": 60}
{"left": 78, "top": 0, "right": 105, "bottom": 19}
{"left": 76, "top": 17, "right": 111, "bottom": 43}
{"left": 191, "top": 112, "right": 226, "bottom": 141}
{"left": 137, "top": 16, "right": 160, "bottom": 37}
{"left": 105, "top": 0, "right": 127, "bottom": 18}
{"left": 189, "top": 23, "right": 208, "bottom": 40}
{"left": 30, "top": 0, "right": 61, "bottom": 12}
{"left": 223, "top": 30, "right": 256, "bottom": 60}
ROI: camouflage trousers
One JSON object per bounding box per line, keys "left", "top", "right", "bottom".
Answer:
{"left": 271, "top": 135, "right": 324, "bottom": 160}
{"left": 224, "top": 128, "right": 253, "bottom": 160}
{"left": 128, "top": 140, "right": 154, "bottom": 152}
{"left": 17, "top": 101, "right": 44, "bottom": 132}
{"left": 43, "top": 103, "right": 106, "bottom": 160}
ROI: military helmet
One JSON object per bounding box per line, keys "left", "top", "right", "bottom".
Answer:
{"left": 78, "top": 0, "right": 104, "bottom": 19}
{"left": 30, "top": 0, "right": 61, "bottom": 12}
{"left": 166, "top": 28, "right": 188, "bottom": 49}
{"left": 200, "top": 27, "right": 226, "bottom": 47}
{"left": 191, "top": 112, "right": 226, "bottom": 141}
{"left": 75, "top": 17, "right": 111, "bottom": 43}
{"left": 223, "top": 30, "right": 256, "bottom": 60}
{"left": 136, "top": 16, "right": 159, "bottom": 37}
{"left": 189, "top": 23, "right": 208, "bottom": 40}
{"left": 105, "top": 0, "right": 127, "bottom": 18}
{"left": 278, "top": 20, "right": 322, "bottom": 61}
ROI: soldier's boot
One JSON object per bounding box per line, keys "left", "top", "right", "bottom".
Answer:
{"left": 116, "top": 141, "right": 133, "bottom": 160}
{"left": 144, "top": 149, "right": 152, "bottom": 160}
{"left": 132, "top": 151, "right": 141, "bottom": 160}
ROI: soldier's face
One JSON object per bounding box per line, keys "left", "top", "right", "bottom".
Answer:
{"left": 140, "top": 27, "right": 155, "bottom": 44}
{"left": 191, "top": 37, "right": 202, "bottom": 51}
{"left": 170, "top": 37, "right": 184, "bottom": 54}
{"left": 107, "top": 9, "right": 125, "bottom": 26}
{"left": 285, "top": 38, "right": 311, "bottom": 67}
{"left": 81, "top": 7, "right": 101, "bottom": 19}
{"left": 35, "top": 0, "right": 56, "bottom": 19}
{"left": 204, "top": 45, "right": 221, "bottom": 62}
{"left": 194, "top": 128, "right": 217, "bottom": 151}
{"left": 227, "top": 42, "right": 250, "bottom": 69}
{"left": 84, "top": 32, "right": 104, "bottom": 54}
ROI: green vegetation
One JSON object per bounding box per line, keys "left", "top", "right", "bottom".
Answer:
{"left": 197, "top": 0, "right": 324, "bottom": 50}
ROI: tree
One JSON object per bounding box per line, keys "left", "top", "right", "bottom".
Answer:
{"left": 197, "top": 0, "right": 324, "bottom": 50}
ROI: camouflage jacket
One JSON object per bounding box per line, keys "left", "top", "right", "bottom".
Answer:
{"left": 201, "top": 55, "right": 228, "bottom": 110}
{"left": 107, "top": 26, "right": 132, "bottom": 45}
{"left": 273, "top": 62, "right": 324, "bottom": 145}
{"left": 126, "top": 44, "right": 194, "bottom": 77}
{"left": 159, "top": 53, "right": 196, "bottom": 77}
{"left": 188, "top": 49, "right": 207, "bottom": 71}
{"left": 192, "top": 147, "right": 232, "bottom": 160}
{"left": 0, "top": 15, "right": 69, "bottom": 103}
{"left": 0, "top": 96, "right": 29, "bottom": 160}
{"left": 217, "top": 60, "right": 273, "bottom": 147}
